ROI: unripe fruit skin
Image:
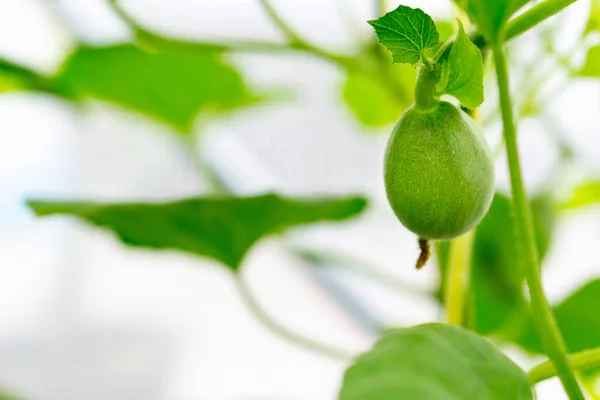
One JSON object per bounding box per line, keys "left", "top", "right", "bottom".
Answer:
{"left": 384, "top": 101, "right": 494, "bottom": 240}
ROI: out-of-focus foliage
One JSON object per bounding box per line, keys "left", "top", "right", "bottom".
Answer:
{"left": 342, "top": 65, "right": 414, "bottom": 128}
{"left": 560, "top": 181, "right": 600, "bottom": 209}
{"left": 452, "top": 0, "right": 529, "bottom": 41}
{"left": 579, "top": 46, "right": 600, "bottom": 77}
{"left": 0, "top": 59, "right": 71, "bottom": 97}
{"left": 55, "top": 44, "right": 258, "bottom": 132}
{"left": 339, "top": 323, "right": 532, "bottom": 400}
{"left": 586, "top": 0, "right": 600, "bottom": 34}
{"left": 438, "top": 193, "right": 555, "bottom": 337}
{"left": 518, "top": 279, "right": 600, "bottom": 354}
{"left": 27, "top": 195, "right": 367, "bottom": 270}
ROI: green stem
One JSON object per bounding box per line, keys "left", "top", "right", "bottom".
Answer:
{"left": 530, "top": 347, "right": 600, "bottom": 383}
{"left": 505, "top": 0, "right": 579, "bottom": 41}
{"left": 444, "top": 231, "right": 474, "bottom": 326}
{"left": 492, "top": 43, "right": 584, "bottom": 400}
{"left": 106, "top": 0, "right": 356, "bottom": 68}
{"left": 413, "top": 66, "right": 440, "bottom": 111}
{"left": 234, "top": 273, "right": 353, "bottom": 362}
{"left": 256, "top": 0, "right": 352, "bottom": 65}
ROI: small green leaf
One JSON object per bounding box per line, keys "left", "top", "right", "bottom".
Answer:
{"left": 368, "top": 5, "right": 439, "bottom": 65}
{"left": 342, "top": 65, "right": 414, "bottom": 128}
{"left": 559, "top": 181, "right": 600, "bottom": 209}
{"left": 579, "top": 46, "right": 600, "bottom": 77}
{"left": 436, "top": 22, "right": 484, "bottom": 109}
{"left": 517, "top": 279, "right": 600, "bottom": 354}
{"left": 55, "top": 44, "right": 257, "bottom": 132}
{"left": 453, "top": 0, "right": 530, "bottom": 42}
{"left": 27, "top": 194, "right": 367, "bottom": 270}
{"left": 338, "top": 323, "right": 533, "bottom": 400}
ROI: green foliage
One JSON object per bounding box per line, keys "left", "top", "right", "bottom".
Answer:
{"left": 342, "top": 65, "right": 414, "bottom": 128}
{"left": 0, "top": 58, "right": 72, "bottom": 97}
{"left": 338, "top": 323, "right": 533, "bottom": 400}
{"left": 368, "top": 5, "right": 439, "bottom": 65}
{"left": 438, "top": 193, "right": 555, "bottom": 336}
{"left": 518, "top": 279, "right": 600, "bottom": 354}
{"left": 0, "top": 392, "right": 21, "bottom": 400}
{"left": 560, "top": 181, "right": 600, "bottom": 209}
{"left": 435, "top": 21, "right": 456, "bottom": 43}
{"left": 436, "top": 23, "right": 484, "bottom": 109}
{"left": 27, "top": 194, "right": 367, "bottom": 270}
{"left": 585, "top": 0, "right": 600, "bottom": 34}
{"left": 579, "top": 46, "right": 600, "bottom": 77}
{"left": 453, "top": 0, "right": 530, "bottom": 42}
{"left": 55, "top": 44, "right": 257, "bottom": 132}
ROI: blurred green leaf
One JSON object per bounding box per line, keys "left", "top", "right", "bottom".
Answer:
{"left": 438, "top": 193, "right": 555, "bottom": 337}
{"left": 342, "top": 64, "right": 414, "bottom": 128}
{"left": 55, "top": 44, "right": 257, "bottom": 132}
{"left": 368, "top": 5, "right": 439, "bottom": 65}
{"left": 0, "top": 391, "right": 23, "bottom": 400}
{"left": 436, "top": 21, "right": 456, "bottom": 43}
{"left": 0, "top": 58, "right": 72, "bottom": 97}
{"left": 559, "top": 181, "right": 600, "bottom": 210}
{"left": 585, "top": 0, "right": 600, "bottom": 34}
{"left": 517, "top": 279, "right": 600, "bottom": 354}
{"left": 579, "top": 46, "right": 600, "bottom": 77}
{"left": 339, "top": 323, "right": 533, "bottom": 400}
{"left": 436, "top": 22, "right": 484, "bottom": 109}
{"left": 453, "top": 0, "right": 530, "bottom": 42}
{"left": 27, "top": 194, "right": 367, "bottom": 270}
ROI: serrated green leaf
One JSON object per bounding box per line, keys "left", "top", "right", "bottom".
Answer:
{"left": 436, "top": 22, "right": 484, "bottom": 109}
{"left": 517, "top": 279, "right": 600, "bottom": 354}
{"left": 27, "top": 194, "right": 366, "bottom": 270}
{"left": 559, "top": 181, "right": 600, "bottom": 209}
{"left": 579, "top": 46, "right": 600, "bottom": 77}
{"left": 368, "top": 5, "right": 439, "bottom": 65}
{"left": 55, "top": 44, "right": 257, "bottom": 132}
{"left": 453, "top": 0, "right": 530, "bottom": 42}
{"left": 338, "top": 323, "right": 533, "bottom": 400}
{"left": 342, "top": 65, "right": 414, "bottom": 128}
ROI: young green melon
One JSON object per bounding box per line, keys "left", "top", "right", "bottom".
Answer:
{"left": 384, "top": 101, "right": 494, "bottom": 240}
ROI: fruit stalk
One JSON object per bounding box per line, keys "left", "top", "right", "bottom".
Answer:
{"left": 414, "top": 65, "right": 440, "bottom": 111}
{"left": 492, "top": 42, "right": 584, "bottom": 400}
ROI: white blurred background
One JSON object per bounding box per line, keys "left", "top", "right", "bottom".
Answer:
{"left": 0, "top": 0, "right": 599, "bottom": 399}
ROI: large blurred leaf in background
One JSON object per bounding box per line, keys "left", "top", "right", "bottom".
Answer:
{"left": 438, "top": 193, "right": 555, "bottom": 338}
{"left": 55, "top": 44, "right": 258, "bottom": 132}
{"left": 517, "top": 279, "right": 600, "bottom": 354}
{"left": 559, "top": 180, "right": 600, "bottom": 209}
{"left": 0, "top": 58, "right": 72, "bottom": 97}
{"left": 342, "top": 64, "right": 414, "bottom": 128}
{"left": 27, "top": 194, "right": 367, "bottom": 270}
{"left": 578, "top": 46, "right": 600, "bottom": 78}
